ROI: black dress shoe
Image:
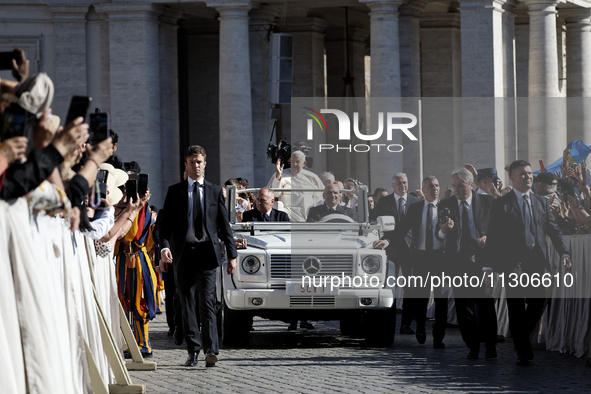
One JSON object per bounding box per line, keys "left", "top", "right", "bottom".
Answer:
{"left": 174, "top": 328, "right": 184, "bottom": 346}
{"left": 300, "top": 320, "right": 315, "bottom": 330}
{"left": 466, "top": 350, "right": 479, "bottom": 359}
{"left": 123, "top": 350, "right": 132, "bottom": 359}
{"left": 416, "top": 330, "right": 426, "bottom": 345}
{"left": 167, "top": 329, "right": 174, "bottom": 337}
{"left": 400, "top": 324, "right": 415, "bottom": 335}
{"left": 516, "top": 357, "right": 530, "bottom": 366}
{"left": 184, "top": 352, "right": 198, "bottom": 367}
{"left": 485, "top": 347, "right": 497, "bottom": 359}
{"left": 433, "top": 341, "right": 445, "bottom": 349}
{"left": 141, "top": 351, "right": 153, "bottom": 359}
{"left": 205, "top": 353, "right": 218, "bottom": 368}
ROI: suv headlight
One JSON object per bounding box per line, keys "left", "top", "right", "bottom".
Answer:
{"left": 361, "top": 255, "right": 381, "bottom": 274}
{"left": 242, "top": 255, "right": 261, "bottom": 274}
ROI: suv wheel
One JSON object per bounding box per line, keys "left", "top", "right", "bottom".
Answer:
{"left": 221, "top": 300, "right": 250, "bottom": 347}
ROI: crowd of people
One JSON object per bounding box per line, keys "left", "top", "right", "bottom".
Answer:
{"left": 0, "top": 49, "right": 164, "bottom": 391}
{"left": 0, "top": 46, "right": 585, "bottom": 392}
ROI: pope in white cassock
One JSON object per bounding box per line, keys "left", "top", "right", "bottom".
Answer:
{"left": 266, "top": 150, "right": 323, "bottom": 222}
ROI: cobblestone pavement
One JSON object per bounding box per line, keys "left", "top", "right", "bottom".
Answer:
{"left": 129, "top": 313, "right": 591, "bottom": 393}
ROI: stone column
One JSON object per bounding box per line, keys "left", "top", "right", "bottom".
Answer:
{"left": 50, "top": 6, "right": 89, "bottom": 118}
{"left": 249, "top": 8, "right": 277, "bottom": 187}
{"left": 526, "top": 0, "right": 560, "bottom": 97}
{"left": 563, "top": 8, "right": 591, "bottom": 143}
{"left": 207, "top": 0, "right": 254, "bottom": 183}
{"left": 503, "top": 0, "right": 518, "bottom": 169}
{"left": 159, "top": 8, "right": 183, "bottom": 188}
{"left": 97, "top": 3, "right": 165, "bottom": 206}
{"left": 281, "top": 17, "right": 330, "bottom": 177}
{"left": 360, "top": 0, "right": 406, "bottom": 192}
{"left": 420, "top": 10, "right": 463, "bottom": 186}
{"left": 399, "top": 0, "right": 426, "bottom": 186}
{"left": 514, "top": 8, "right": 529, "bottom": 159}
{"left": 525, "top": 0, "right": 565, "bottom": 165}
{"left": 325, "top": 25, "right": 367, "bottom": 99}
{"left": 458, "top": 0, "right": 506, "bottom": 175}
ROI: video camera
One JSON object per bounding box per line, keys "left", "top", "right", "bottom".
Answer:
{"left": 439, "top": 207, "right": 457, "bottom": 224}
{"left": 267, "top": 139, "right": 291, "bottom": 169}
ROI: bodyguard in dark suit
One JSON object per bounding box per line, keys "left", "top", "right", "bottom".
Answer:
{"left": 375, "top": 173, "right": 420, "bottom": 335}
{"left": 392, "top": 176, "right": 448, "bottom": 348}
{"left": 159, "top": 145, "right": 237, "bottom": 368}
{"left": 438, "top": 167, "right": 497, "bottom": 359}
{"left": 307, "top": 183, "right": 355, "bottom": 222}
{"left": 242, "top": 187, "right": 290, "bottom": 222}
{"left": 486, "top": 160, "right": 571, "bottom": 366}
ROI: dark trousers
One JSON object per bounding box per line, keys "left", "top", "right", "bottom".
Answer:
{"left": 176, "top": 243, "right": 219, "bottom": 355}
{"left": 398, "top": 258, "right": 414, "bottom": 327}
{"left": 506, "top": 285, "right": 546, "bottom": 359}
{"left": 162, "top": 265, "right": 183, "bottom": 333}
{"left": 454, "top": 296, "right": 498, "bottom": 351}
{"left": 409, "top": 250, "right": 447, "bottom": 340}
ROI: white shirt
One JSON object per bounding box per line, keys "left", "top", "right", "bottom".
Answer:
{"left": 82, "top": 206, "right": 115, "bottom": 240}
{"left": 418, "top": 200, "right": 443, "bottom": 251}
{"left": 513, "top": 188, "right": 533, "bottom": 223}
{"left": 457, "top": 193, "right": 477, "bottom": 240}
{"left": 186, "top": 177, "right": 208, "bottom": 242}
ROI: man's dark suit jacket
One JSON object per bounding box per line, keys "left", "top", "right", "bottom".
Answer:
{"left": 375, "top": 193, "right": 420, "bottom": 266}
{"left": 159, "top": 179, "right": 237, "bottom": 270}
{"left": 486, "top": 190, "right": 568, "bottom": 274}
{"left": 242, "top": 208, "right": 289, "bottom": 222}
{"left": 306, "top": 204, "right": 354, "bottom": 222}
{"left": 395, "top": 200, "right": 426, "bottom": 251}
{"left": 437, "top": 193, "right": 494, "bottom": 275}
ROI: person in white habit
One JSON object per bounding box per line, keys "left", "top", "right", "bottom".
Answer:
{"left": 266, "top": 150, "right": 323, "bottom": 222}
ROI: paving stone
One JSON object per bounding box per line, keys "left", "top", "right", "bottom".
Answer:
{"left": 128, "top": 313, "right": 591, "bottom": 393}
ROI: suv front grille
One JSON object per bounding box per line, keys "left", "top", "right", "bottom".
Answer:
{"left": 270, "top": 254, "right": 354, "bottom": 280}
{"left": 289, "top": 296, "right": 336, "bottom": 308}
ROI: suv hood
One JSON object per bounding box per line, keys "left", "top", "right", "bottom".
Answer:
{"left": 241, "top": 232, "right": 373, "bottom": 250}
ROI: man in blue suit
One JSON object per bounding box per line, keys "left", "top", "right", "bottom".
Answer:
{"left": 486, "top": 160, "right": 571, "bottom": 366}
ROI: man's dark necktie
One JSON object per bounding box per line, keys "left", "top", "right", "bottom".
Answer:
{"left": 398, "top": 197, "right": 406, "bottom": 218}
{"left": 460, "top": 200, "right": 471, "bottom": 251}
{"left": 523, "top": 194, "right": 535, "bottom": 249}
{"left": 193, "top": 182, "right": 203, "bottom": 239}
{"left": 426, "top": 203, "right": 434, "bottom": 251}
{"left": 263, "top": 213, "right": 270, "bottom": 222}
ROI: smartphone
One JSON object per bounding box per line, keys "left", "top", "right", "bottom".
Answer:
{"left": 1, "top": 103, "right": 36, "bottom": 156}
{"left": 97, "top": 169, "right": 109, "bottom": 184}
{"left": 65, "top": 96, "right": 92, "bottom": 125}
{"left": 89, "top": 110, "right": 110, "bottom": 145}
{"left": 99, "top": 183, "right": 107, "bottom": 200}
{"left": 138, "top": 174, "right": 149, "bottom": 195}
{"left": 0, "top": 51, "right": 15, "bottom": 70}
{"left": 125, "top": 179, "right": 138, "bottom": 202}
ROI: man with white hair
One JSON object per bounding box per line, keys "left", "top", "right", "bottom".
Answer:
{"left": 267, "top": 150, "right": 323, "bottom": 222}
{"left": 319, "top": 171, "right": 336, "bottom": 187}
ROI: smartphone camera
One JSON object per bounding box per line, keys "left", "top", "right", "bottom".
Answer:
{"left": 0, "top": 50, "right": 17, "bottom": 71}
{"left": 138, "top": 174, "right": 149, "bottom": 196}
{"left": 89, "top": 108, "right": 111, "bottom": 146}
{"left": 126, "top": 178, "right": 138, "bottom": 202}
{"left": 97, "top": 169, "right": 109, "bottom": 184}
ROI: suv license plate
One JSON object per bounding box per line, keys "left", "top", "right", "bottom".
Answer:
{"left": 286, "top": 281, "right": 339, "bottom": 295}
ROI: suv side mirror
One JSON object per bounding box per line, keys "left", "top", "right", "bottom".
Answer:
{"left": 377, "top": 216, "right": 395, "bottom": 232}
